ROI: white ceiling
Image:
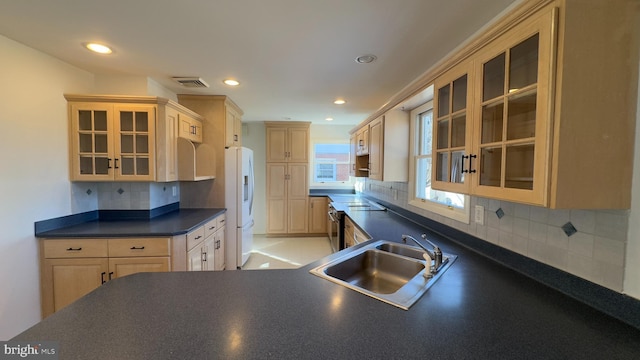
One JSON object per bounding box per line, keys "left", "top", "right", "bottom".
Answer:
{"left": 0, "top": 0, "right": 518, "bottom": 125}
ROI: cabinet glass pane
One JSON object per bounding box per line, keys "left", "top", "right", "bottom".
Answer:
{"left": 451, "top": 151, "right": 465, "bottom": 183}
{"left": 438, "top": 84, "right": 450, "bottom": 117}
{"left": 136, "top": 158, "right": 150, "bottom": 175}
{"left": 120, "top": 157, "right": 134, "bottom": 175}
{"left": 505, "top": 144, "right": 534, "bottom": 189}
{"left": 136, "top": 135, "right": 149, "bottom": 153}
{"left": 79, "top": 111, "right": 92, "bottom": 130}
{"left": 79, "top": 156, "right": 93, "bottom": 174}
{"left": 437, "top": 120, "right": 449, "bottom": 149}
{"left": 95, "top": 134, "right": 108, "bottom": 153}
{"left": 480, "top": 147, "right": 502, "bottom": 187}
{"left": 79, "top": 134, "right": 93, "bottom": 152}
{"left": 481, "top": 102, "right": 504, "bottom": 144}
{"left": 483, "top": 53, "right": 505, "bottom": 101}
{"left": 135, "top": 112, "right": 148, "bottom": 131}
{"left": 507, "top": 92, "right": 537, "bottom": 140}
{"left": 95, "top": 157, "right": 109, "bottom": 175}
{"left": 509, "top": 34, "right": 539, "bottom": 92}
{"left": 451, "top": 114, "right": 466, "bottom": 148}
{"left": 94, "top": 111, "right": 107, "bottom": 131}
{"left": 121, "top": 135, "right": 134, "bottom": 154}
{"left": 120, "top": 112, "right": 134, "bottom": 131}
{"left": 436, "top": 152, "right": 449, "bottom": 182}
{"left": 452, "top": 75, "right": 467, "bottom": 112}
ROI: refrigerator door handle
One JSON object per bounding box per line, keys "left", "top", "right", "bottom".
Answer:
{"left": 248, "top": 156, "right": 255, "bottom": 216}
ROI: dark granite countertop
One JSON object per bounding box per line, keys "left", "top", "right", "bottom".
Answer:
{"left": 35, "top": 208, "right": 226, "bottom": 238}
{"left": 15, "top": 200, "right": 640, "bottom": 358}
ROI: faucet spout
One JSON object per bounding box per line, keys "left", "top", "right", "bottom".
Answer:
{"left": 401, "top": 234, "right": 444, "bottom": 277}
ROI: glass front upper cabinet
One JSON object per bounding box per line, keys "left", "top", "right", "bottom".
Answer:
{"left": 432, "top": 61, "right": 473, "bottom": 193}
{"left": 471, "top": 8, "right": 554, "bottom": 205}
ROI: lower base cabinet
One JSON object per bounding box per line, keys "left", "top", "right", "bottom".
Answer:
{"left": 186, "top": 213, "right": 226, "bottom": 271}
{"left": 344, "top": 216, "right": 371, "bottom": 248}
{"left": 39, "top": 237, "right": 170, "bottom": 318}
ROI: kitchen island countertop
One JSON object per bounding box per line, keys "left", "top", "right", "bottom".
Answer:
{"left": 15, "top": 200, "right": 640, "bottom": 359}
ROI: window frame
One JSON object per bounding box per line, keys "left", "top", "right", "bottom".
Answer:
{"left": 309, "top": 141, "right": 353, "bottom": 188}
{"left": 408, "top": 98, "right": 471, "bottom": 223}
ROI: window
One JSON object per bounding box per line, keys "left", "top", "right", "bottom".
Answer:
{"left": 312, "top": 143, "right": 351, "bottom": 185}
{"left": 409, "top": 98, "right": 470, "bottom": 223}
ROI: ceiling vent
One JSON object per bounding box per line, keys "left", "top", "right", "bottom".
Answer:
{"left": 172, "top": 77, "right": 210, "bottom": 88}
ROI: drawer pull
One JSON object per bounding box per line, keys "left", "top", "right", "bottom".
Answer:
{"left": 209, "top": 226, "right": 216, "bottom": 230}
{"left": 219, "top": 219, "right": 225, "bottom": 224}
{"left": 195, "top": 235, "right": 202, "bottom": 240}
{"left": 130, "top": 246, "right": 145, "bottom": 250}
{"left": 66, "top": 247, "right": 82, "bottom": 251}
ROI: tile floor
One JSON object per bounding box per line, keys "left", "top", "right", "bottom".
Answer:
{"left": 242, "top": 235, "right": 333, "bottom": 270}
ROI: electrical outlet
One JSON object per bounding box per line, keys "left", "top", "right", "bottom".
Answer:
{"left": 172, "top": 186, "right": 177, "bottom": 197}
{"left": 475, "top": 205, "right": 485, "bottom": 225}
{"left": 392, "top": 189, "right": 398, "bottom": 200}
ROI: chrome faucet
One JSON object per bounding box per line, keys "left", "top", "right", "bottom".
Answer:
{"left": 402, "top": 233, "right": 443, "bottom": 278}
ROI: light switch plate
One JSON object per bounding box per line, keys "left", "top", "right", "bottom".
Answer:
{"left": 475, "top": 205, "right": 485, "bottom": 225}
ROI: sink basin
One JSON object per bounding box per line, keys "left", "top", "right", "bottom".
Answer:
{"left": 324, "top": 250, "right": 424, "bottom": 294}
{"left": 375, "top": 242, "right": 426, "bottom": 261}
{"left": 310, "top": 240, "right": 456, "bottom": 309}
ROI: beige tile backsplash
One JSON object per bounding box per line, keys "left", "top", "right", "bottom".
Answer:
{"left": 359, "top": 178, "right": 628, "bottom": 292}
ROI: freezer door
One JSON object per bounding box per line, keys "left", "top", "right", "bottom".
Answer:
{"left": 240, "top": 219, "right": 254, "bottom": 267}
{"left": 241, "top": 147, "right": 254, "bottom": 223}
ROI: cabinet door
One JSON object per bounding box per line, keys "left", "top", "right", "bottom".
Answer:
{"left": 69, "top": 103, "right": 114, "bottom": 181}
{"left": 266, "top": 127, "right": 287, "bottom": 162}
{"left": 266, "top": 163, "right": 287, "bottom": 233}
{"left": 349, "top": 135, "right": 357, "bottom": 176}
{"left": 368, "top": 117, "right": 383, "bottom": 180}
{"left": 203, "top": 236, "right": 216, "bottom": 271}
{"left": 214, "top": 227, "right": 226, "bottom": 271}
{"left": 343, "top": 218, "right": 355, "bottom": 248}
{"left": 357, "top": 126, "right": 369, "bottom": 155}
{"left": 432, "top": 61, "right": 473, "bottom": 193}
{"left": 42, "top": 258, "right": 109, "bottom": 316}
{"left": 113, "top": 104, "right": 156, "bottom": 181}
{"left": 109, "top": 257, "right": 170, "bottom": 278}
{"left": 287, "top": 164, "right": 308, "bottom": 233}
{"left": 471, "top": 11, "right": 553, "bottom": 205}
{"left": 157, "top": 106, "right": 179, "bottom": 182}
{"left": 288, "top": 127, "right": 309, "bottom": 162}
{"left": 308, "top": 197, "right": 328, "bottom": 234}
{"left": 187, "top": 245, "right": 204, "bottom": 271}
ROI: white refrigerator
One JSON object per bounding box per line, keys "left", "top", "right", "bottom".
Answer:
{"left": 225, "top": 147, "right": 255, "bottom": 270}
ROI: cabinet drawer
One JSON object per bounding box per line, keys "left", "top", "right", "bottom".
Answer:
{"left": 217, "top": 214, "right": 226, "bottom": 228}
{"left": 204, "top": 218, "right": 219, "bottom": 238}
{"left": 186, "top": 226, "right": 205, "bottom": 251}
{"left": 43, "top": 239, "right": 108, "bottom": 259}
{"left": 108, "top": 238, "right": 170, "bottom": 257}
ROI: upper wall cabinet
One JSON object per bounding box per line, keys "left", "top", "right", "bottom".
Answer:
{"left": 66, "top": 95, "right": 206, "bottom": 182}
{"left": 265, "top": 122, "right": 310, "bottom": 163}
{"left": 426, "top": 0, "right": 638, "bottom": 209}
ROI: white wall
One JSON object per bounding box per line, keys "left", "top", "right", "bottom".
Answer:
{"left": 0, "top": 35, "right": 95, "bottom": 339}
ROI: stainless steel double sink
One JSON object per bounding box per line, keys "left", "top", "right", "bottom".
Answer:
{"left": 310, "top": 240, "right": 456, "bottom": 310}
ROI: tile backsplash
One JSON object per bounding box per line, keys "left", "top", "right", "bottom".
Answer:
{"left": 359, "top": 178, "right": 628, "bottom": 292}
{"left": 71, "top": 182, "right": 180, "bottom": 212}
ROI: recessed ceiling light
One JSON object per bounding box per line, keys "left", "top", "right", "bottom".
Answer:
{"left": 333, "top": 99, "right": 346, "bottom": 105}
{"left": 84, "top": 43, "right": 113, "bottom": 54}
{"left": 223, "top": 79, "right": 240, "bottom": 86}
{"left": 325, "top": 117, "right": 334, "bottom": 121}
{"left": 355, "top": 54, "right": 377, "bottom": 64}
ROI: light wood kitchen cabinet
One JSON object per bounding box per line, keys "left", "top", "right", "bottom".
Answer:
{"left": 226, "top": 106, "right": 243, "bottom": 148}
{"left": 266, "top": 122, "right": 310, "bottom": 163}
{"left": 66, "top": 94, "right": 206, "bottom": 182}
{"left": 432, "top": 61, "right": 474, "bottom": 194}
{"left": 352, "top": 109, "right": 409, "bottom": 181}
{"left": 39, "top": 237, "right": 171, "bottom": 318}
{"left": 349, "top": 134, "right": 357, "bottom": 177}
{"left": 186, "top": 213, "right": 226, "bottom": 271}
{"left": 343, "top": 216, "right": 371, "bottom": 248}
{"left": 355, "top": 125, "right": 369, "bottom": 156}
{"left": 308, "top": 196, "right": 328, "bottom": 234}
{"left": 427, "top": 1, "right": 637, "bottom": 208}
{"left": 266, "top": 163, "right": 309, "bottom": 234}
